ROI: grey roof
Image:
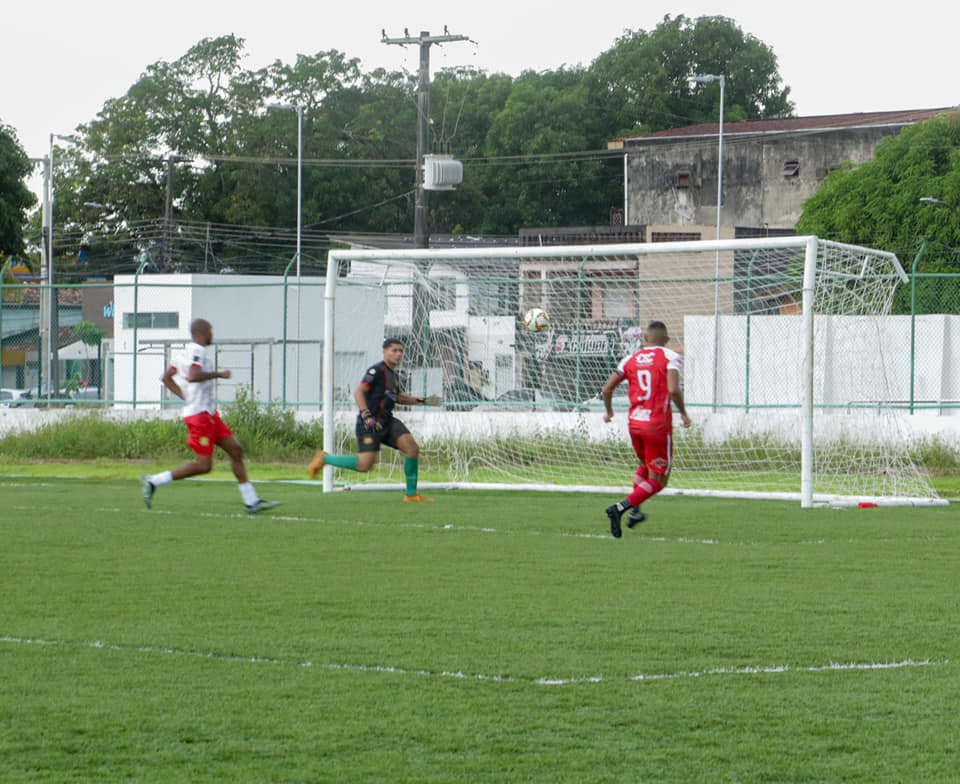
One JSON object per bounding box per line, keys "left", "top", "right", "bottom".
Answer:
{"left": 611, "top": 107, "right": 955, "bottom": 146}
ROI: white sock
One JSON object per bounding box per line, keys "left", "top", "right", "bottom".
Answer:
{"left": 238, "top": 482, "right": 259, "bottom": 506}
{"left": 147, "top": 471, "right": 173, "bottom": 486}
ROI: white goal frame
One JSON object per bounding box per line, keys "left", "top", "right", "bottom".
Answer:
{"left": 320, "top": 237, "right": 942, "bottom": 507}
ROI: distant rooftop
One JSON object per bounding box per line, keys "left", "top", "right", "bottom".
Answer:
{"left": 337, "top": 233, "right": 521, "bottom": 250}
{"left": 609, "top": 107, "right": 955, "bottom": 148}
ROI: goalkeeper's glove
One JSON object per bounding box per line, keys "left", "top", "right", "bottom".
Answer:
{"left": 360, "top": 409, "right": 379, "bottom": 432}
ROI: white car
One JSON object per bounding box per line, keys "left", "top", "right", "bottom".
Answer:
{"left": 0, "top": 388, "right": 32, "bottom": 407}
{"left": 476, "top": 388, "right": 573, "bottom": 412}
{"left": 582, "top": 385, "right": 631, "bottom": 411}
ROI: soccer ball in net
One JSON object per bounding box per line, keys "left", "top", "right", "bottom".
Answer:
{"left": 524, "top": 308, "right": 549, "bottom": 332}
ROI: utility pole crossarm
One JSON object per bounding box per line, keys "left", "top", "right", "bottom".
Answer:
{"left": 381, "top": 33, "right": 470, "bottom": 46}
{"left": 381, "top": 28, "right": 471, "bottom": 249}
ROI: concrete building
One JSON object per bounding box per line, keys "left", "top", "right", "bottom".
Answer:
{"left": 610, "top": 108, "right": 952, "bottom": 230}
{"left": 110, "top": 274, "right": 382, "bottom": 409}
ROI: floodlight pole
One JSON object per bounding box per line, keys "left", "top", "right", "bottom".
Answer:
{"left": 688, "top": 74, "right": 726, "bottom": 235}
{"left": 689, "top": 74, "right": 726, "bottom": 406}
{"left": 267, "top": 103, "right": 303, "bottom": 274}
{"left": 268, "top": 102, "right": 304, "bottom": 404}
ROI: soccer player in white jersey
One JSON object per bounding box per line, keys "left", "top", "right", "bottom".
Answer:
{"left": 140, "top": 318, "right": 280, "bottom": 515}
{"left": 601, "top": 321, "right": 690, "bottom": 538}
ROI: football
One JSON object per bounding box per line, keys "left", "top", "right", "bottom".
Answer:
{"left": 523, "top": 307, "right": 549, "bottom": 332}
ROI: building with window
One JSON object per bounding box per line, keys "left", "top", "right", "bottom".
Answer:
{"left": 609, "top": 108, "right": 952, "bottom": 230}
{"left": 110, "top": 273, "right": 381, "bottom": 408}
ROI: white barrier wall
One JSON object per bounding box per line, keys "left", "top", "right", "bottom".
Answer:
{"left": 684, "top": 314, "right": 960, "bottom": 415}
{"left": 111, "top": 274, "right": 384, "bottom": 408}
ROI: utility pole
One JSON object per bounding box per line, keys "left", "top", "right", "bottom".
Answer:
{"left": 39, "top": 153, "right": 52, "bottom": 399}
{"left": 382, "top": 28, "right": 469, "bottom": 248}
{"left": 42, "top": 132, "right": 78, "bottom": 398}
{"left": 164, "top": 156, "right": 175, "bottom": 268}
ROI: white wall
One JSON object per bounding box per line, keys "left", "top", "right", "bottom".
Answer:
{"left": 684, "top": 314, "right": 960, "bottom": 415}
{"left": 466, "top": 315, "right": 520, "bottom": 396}
{"left": 112, "top": 274, "right": 383, "bottom": 408}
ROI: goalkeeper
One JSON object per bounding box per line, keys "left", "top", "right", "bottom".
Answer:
{"left": 308, "top": 338, "right": 433, "bottom": 501}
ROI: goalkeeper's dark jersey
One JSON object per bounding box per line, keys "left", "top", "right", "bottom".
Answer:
{"left": 359, "top": 361, "right": 400, "bottom": 423}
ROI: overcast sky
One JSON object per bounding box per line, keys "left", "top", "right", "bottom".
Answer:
{"left": 5, "top": 0, "right": 957, "bottom": 198}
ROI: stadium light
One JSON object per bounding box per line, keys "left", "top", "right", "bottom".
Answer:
{"left": 919, "top": 196, "right": 960, "bottom": 218}
{"left": 689, "top": 74, "right": 726, "bottom": 406}
{"left": 268, "top": 102, "right": 305, "bottom": 404}
{"left": 267, "top": 103, "right": 303, "bottom": 277}
{"left": 688, "top": 74, "right": 726, "bottom": 239}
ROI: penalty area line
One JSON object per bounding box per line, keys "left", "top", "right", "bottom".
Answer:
{"left": 0, "top": 635, "right": 947, "bottom": 687}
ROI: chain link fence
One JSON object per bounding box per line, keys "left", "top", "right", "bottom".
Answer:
{"left": 2, "top": 265, "right": 959, "bottom": 416}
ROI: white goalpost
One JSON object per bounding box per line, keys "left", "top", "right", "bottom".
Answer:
{"left": 321, "top": 237, "right": 944, "bottom": 507}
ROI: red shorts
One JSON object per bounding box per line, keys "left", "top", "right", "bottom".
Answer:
{"left": 184, "top": 411, "right": 233, "bottom": 457}
{"left": 629, "top": 425, "right": 673, "bottom": 477}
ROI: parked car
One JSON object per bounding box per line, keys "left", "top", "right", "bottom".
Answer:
{"left": 0, "top": 388, "right": 31, "bottom": 407}
{"left": 69, "top": 384, "right": 102, "bottom": 402}
{"left": 582, "top": 385, "right": 631, "bottom": 411}
{"left": 478, "top": 388, "right": 573, "bottom": 412}
{"left": 442, "top": 380, "right": 491, "bottom": 411}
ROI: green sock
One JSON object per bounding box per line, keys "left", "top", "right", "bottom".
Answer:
{"left": 404, "top": 456, "right": 418, "bottom": 496}
{"left": 325, "top": 454, "right": 359, "bottom": 471}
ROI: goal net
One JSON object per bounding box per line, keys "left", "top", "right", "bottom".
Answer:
{"left": 320, "top": 237, "right": 942, "bottom": 506}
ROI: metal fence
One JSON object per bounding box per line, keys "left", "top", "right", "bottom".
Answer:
{"left": 1, "top": 266, "right": 959, "bottom": 414}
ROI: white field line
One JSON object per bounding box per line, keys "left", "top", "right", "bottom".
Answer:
{"left": 0, "top": 634, "right": 946, "bottom": 686}
{"left": 3, "top": 499, "right": 817, "bottom": 547}
{"left": 16, "top": 498, "right": 942, "bottom": 547}
{"left": 8, "top": 502, "right": 737, "bottom": 545}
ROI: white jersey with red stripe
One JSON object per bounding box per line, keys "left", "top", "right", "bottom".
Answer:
{"left": 615, "top": 345, "right": 683, "bottom": 431}
{"left": 173, "top": 341, "right": 217, "bottom": 418}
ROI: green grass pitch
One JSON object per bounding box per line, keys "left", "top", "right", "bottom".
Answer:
{"left": 1, "top": 476, "right": 959, "bottom": 782}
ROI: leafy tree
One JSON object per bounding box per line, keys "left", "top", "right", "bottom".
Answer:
{"left": 797, "top": 111, "right": 960, "bottom": 313}
{"left": 0, "top": 123, "right": 37, "bottom": 256}
{"left": 798, "top": 112, "right": 960, "bottom": 255}
{"left": 73, "top": 320, "right": 107, "bottom": 346}
{"left": 68, "top": 320, "right": 108, "bottom": 392}
{"left": 478, "top": 68, "right": 622, "bottom": 233}
{"left": 42, "top": 20, "right": 795, "bottom": 263}
{"left": 587, "top": 14, "right": 793, "bottom": 136}
{"left": 428, "top": 68, "right": 514, "bottom": 233}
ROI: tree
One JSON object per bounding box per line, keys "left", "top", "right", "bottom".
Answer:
{"left": 587, "top": 14, "right": 793, "bottom": 136}
{"left": 798, "top": 112, "right": 960, "bottom": 254}
{"left": 43, "top": 22, "right": 795, "bottom": 262}
{"left": 797, "top": 111, "right": 960, "bottom": 313}
{"left": 68, "top": 320, "right": 108, "bottom": 393}
{"left": 0, "top": 123, "right": 37, "bottom": 256}
{"left": 478, "top": 68, "right": 622, "bottom": 233}
{"left": 56, "top": 40, "right": 422, "bottom": 271}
